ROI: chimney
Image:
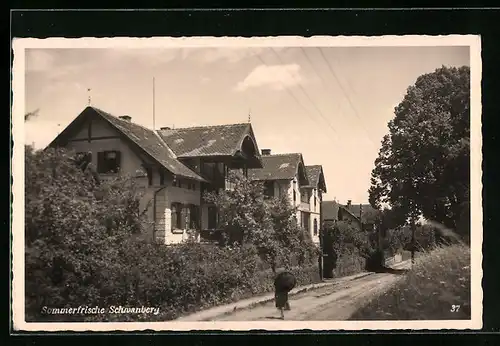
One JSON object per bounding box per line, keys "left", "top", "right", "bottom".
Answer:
{"left": 347, "top": 200, "right": 352, "bottom": 209}
{"left": 160, "top": 126, "right": 171, "bottom": 130}
{"left": 119, "top": 115, "right": 131, "bottom": 122}
{"left": 261, "top": 149, "right": 271, "bottom": 156}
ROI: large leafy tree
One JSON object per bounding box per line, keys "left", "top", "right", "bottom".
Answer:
{"left": 369, "top": 66, "right": 470, "bottom": 236}
{"left": 204, "top": 172, "right": 317, "bottom": 271}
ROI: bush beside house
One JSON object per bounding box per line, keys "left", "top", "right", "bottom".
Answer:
{"left": 25, "top": 146, "right": 320, "bottom": 322}
{"left": 320, "top": 220, "right": 374, "bottom": 278}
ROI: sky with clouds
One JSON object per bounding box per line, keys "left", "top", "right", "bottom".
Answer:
{"left": 24, "top": 45, "right": 470, "bottom": 204}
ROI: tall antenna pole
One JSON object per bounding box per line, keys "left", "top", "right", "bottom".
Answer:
{"left": 152, "top": 77, "right": 156, "bottom": 130}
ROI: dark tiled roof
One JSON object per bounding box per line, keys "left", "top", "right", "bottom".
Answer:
{"left": 346, "top": 204, "right": 376, "bottom": 221}
{"left": 91, "top": 107, "right": 207, "bottom": 182}
{"left": 321, "top": 200, "right": 379, "bottom": 224}
{"left": 304, "top": 165, "right": 322, "bottom": 186}
{"left": 321, "top": 200, "right": 340, "bottom": 221}
{"left": 157, "top": 123, "right": 253, "bottom": 157}
{"left": 247, "top": 153, "right": 308, "bottom": 182}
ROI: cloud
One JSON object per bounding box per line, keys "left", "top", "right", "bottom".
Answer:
{"left": 234, "top": 64, "right": 303, "bottom": 91}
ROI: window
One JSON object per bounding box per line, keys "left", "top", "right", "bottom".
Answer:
{"left": 314, "top": 196, "right": 317, "bottom": 209}
{"left": 293, "top": 189, "right": 296, "bottom": 203}
{"left": 76, "top": 151, "right": 92, "bottom": 162}
{"left": 314, "top": 219, "right": 318, "bottom": 236}
{"left": 145, "top": 166, "right": 153, "bottom": 186}
{"left": 301, "top": 190, "right": 309, "bottom": 203}
{"left": 171, "top": 203, "right": 183, "bottom": 230}
{"left": 173, "top": 179, "right": 182, "bottom": 188}
{"left": 75, "top": 152, "right": 92, "bottom": 169}
{"left": 97, "top": 150, "right": 121, "bottom": 173}
{"left": 208, "top": 206, "right": 217, "bottom": 229}
{"left": 263, "top": 181, "right": 274, "bottom": 198}
{"left": 159, "top": 169, "right": 165, "bottom": 185}
{"left": 188, "top": 204, "right": 200, "bottom": 229}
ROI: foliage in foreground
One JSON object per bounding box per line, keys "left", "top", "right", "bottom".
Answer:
{"left": 204, "top": 173, "right": 319, "bottom": 271}
{"left": 350, "top": 244, "right": 471, "bottom": 320}
{"left": 320, "top": 220, "right": 372, "bottom": 277}
{"left": 25, "top": 146, "right": 320, "bottom": 322}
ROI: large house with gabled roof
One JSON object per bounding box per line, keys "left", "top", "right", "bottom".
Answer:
{"left": 247, "top": 150, "right": 327, "bottom": 244}
{"left": 48, "top": 106, "right": 263, "bottom": 244}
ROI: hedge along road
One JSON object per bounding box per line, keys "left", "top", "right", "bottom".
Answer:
{"left": 213, "top": 260, "right": 412, "bottom": 321}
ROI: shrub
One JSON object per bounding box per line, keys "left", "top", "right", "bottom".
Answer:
{"left": 320, "top": 221, "right": 372, "bottom": 278}
{"left": 204, "top": 172, "right": 318, "bottom": 271}
{"left": 25, "top": 147, "right": 321, "bottom": 322}
{"left": 25, "top": 146, "right": 149, "bottom": 321}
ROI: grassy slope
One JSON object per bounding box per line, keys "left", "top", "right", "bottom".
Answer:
{"left": 350, "top": 244, "right": 471, "bottom": 320}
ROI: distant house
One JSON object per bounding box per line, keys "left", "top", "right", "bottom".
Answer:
{"left": 247, "top": 150, "right": 327, "bottom": 244}
{"left": 48, "top": 106, "right": 263, "bottom": 245}
{"left": 321, "top": 200, "right": 378, "bottom": 231}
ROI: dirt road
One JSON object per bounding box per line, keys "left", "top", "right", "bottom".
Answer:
{"left": 214, "top": 261, "right": 411, "bottom": 321}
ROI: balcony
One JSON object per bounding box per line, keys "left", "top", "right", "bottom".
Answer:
{"left": 299, "top": 202, "right": 310, "bottom": 211}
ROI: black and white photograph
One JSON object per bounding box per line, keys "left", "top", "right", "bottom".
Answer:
{"left": 11, "top": 35, "right": 482, "bottom": 331}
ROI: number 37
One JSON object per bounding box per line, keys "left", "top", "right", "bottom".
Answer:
{"left": 450, "top": 305, "right": 461, "bottom": 312}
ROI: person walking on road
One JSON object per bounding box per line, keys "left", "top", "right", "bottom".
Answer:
{"left": 274, "top": 271, "right": 297, "bottom": 320}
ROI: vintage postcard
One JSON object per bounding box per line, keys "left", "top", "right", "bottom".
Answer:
{"left": 11, "top": 35, "right": 482, "bottom": 331}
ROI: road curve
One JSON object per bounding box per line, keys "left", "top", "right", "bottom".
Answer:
{"left": 214, "top": 261, "right": 411, "bottom": 321}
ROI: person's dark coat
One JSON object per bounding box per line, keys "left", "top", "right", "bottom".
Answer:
{"left": 274, "top": 271, "right": 296, "bottom": 309}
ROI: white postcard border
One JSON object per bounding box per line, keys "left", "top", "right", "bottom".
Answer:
{"left": 11, "top": 35, "right": 483, "bottom": 331}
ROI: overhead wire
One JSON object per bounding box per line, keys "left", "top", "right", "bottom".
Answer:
{"left": 316, "top": 47, "right": 379, "bottom": 149}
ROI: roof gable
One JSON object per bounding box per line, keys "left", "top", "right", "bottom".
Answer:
{"left": 304, "top": 165, "right": 327, "bottom": 192}
{"left": 247, "top": 153, "right": 309, "bottom": 184}
{"left": 48, "top": 106, "right": 206, "bottom": 182}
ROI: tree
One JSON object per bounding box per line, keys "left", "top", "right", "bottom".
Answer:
{"left": 369, "top": 66, "right": 470, "bottom": 237}
{"left": 204, "top": 172, "right": 317, "bottom": 271}
{"left": 25, "top": 146, "right": 148, "bottom": 320}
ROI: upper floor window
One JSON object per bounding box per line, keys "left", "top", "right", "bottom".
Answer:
{"left": 301, "top": 190, "right": 309, "bottom": 203}
{"left": 159, "top": 169, "right": 165, "bottom": 185}
{"left": 145, "top": 166, "right": 153, "bottom": 186}
{"left": 293, "top": 189, "right": 296, "bottom": 203}
{"left": 97, "top": 150, "right": 121, "bottom": 174}
{"left": 314, "top": 196, "right": 317, "bottom": 209}
{"left": 313, "top": 219, "right": 318, "bottom": 236}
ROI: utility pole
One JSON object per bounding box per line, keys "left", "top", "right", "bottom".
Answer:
{"left": 359, "top": 203, "right": 363, "bottom": 231}
{"left": 411, "top": 208, "right": 416, "bottom": 267}
{"left": 152, "top": 77, "right": 156, "bottom": 130}
{"left": 319, "top": 229, "right": 324, "bottom": 281}
{"left": 408, "top": 169, "right": 416, "bottom": 268}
